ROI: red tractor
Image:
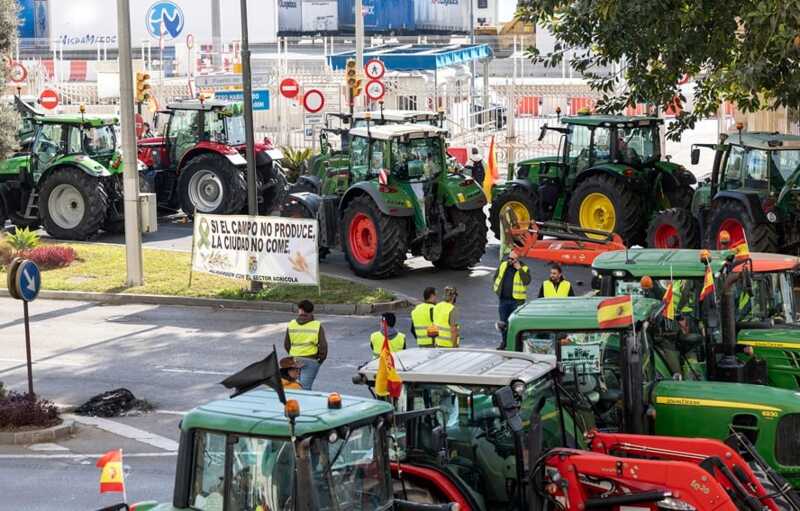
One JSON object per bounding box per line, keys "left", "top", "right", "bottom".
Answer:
{"left": 137, "top": 100, "right": 287, "bottom": 216}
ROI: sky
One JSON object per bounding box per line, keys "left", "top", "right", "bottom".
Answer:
{"left": 498, "top": 0, "right": 518, "bottom": 22}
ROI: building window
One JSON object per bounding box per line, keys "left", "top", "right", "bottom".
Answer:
{"left": 477, "top": 0, "right": 488, "bottom": 9}
{"left": 398, "top": 95, "right": 418, "bottom": 111}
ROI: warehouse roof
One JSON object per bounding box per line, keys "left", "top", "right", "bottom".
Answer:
{"left": 328, "top": 43, "right": 493, "bottom": 72}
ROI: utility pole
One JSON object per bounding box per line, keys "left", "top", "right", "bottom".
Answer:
{"left": 239, "top": 0, "right": 261, "bottom": 292}
{"left": 469, "top": 0, "right": 476, "bottom": 127}
{"left": 355, "top": 0, "right": 365, "bottom": 112}
{"left": 211, "top": 0, "right": 223, "bottom": 70}
{"left": 116, "top": 0, "right": 144, "bottom": 286}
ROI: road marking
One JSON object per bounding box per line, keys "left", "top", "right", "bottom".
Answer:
{"left": 28, "top": 443, "right": 69, "bottom": 452}
{"left": 0, "top": 452, "right": 176, "bottom": 459}
{"left": 0, "top": 357, "right": 84, "bottom": 367}
{"left": 160, "top": 367, "right": 229, "bottom": 376}
{"left": 63, "top": 414, "right": 179, "bottom": 451}
{"left": 155, "top": 410, "right": 188, "bottom": 416}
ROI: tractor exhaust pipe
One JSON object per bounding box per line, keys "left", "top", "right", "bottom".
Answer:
{"left": 715, "top": 269, "right": 747, "bottom": 382}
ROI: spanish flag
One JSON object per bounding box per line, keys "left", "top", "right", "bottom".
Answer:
{"left": 662, "top": 282, "right": 675, "bottom": 320}
{"left": 96, "top": 449, "right": 125, "bottom": 494}
{"left": 597, "top": 296, "right": 634, "bottom": 329}
{"left": 374, "top": 320, "right": 402, "bottom": 399}
{"left": 483, "top": 135, "right": 499, "bottom": 200}
{"left": 699, "top": 264, "right": 715, "bottom": 302}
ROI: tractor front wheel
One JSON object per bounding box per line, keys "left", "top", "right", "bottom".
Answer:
{"left": 567, "top": 174, "right": 644, "bottom": 244}
{"left": 433, "top": 208, "right": 488, "bottom": 270}
{"left": 646, "top": 208, "right": 699, "bottom": 249}
{"left": 342, "top": 195, "right": 408, "bottom": 279}
{"left": 178, "top": 154, "right": 246, "bottom": 216}
{"left": 704, "top": 201, "right": 778, "bottom": 252}
{"left": 489, "top": 186, "right": 537, "bottom": 238}
{"left": 39, "top": 167, "right": 107, "bottom": 240}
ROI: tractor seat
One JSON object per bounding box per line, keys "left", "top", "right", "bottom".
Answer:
{"left": 599, "top": 388, "right": 622, "bottom": 404}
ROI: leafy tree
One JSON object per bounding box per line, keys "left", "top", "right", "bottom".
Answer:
{"left": 518, "top": 0, "right": 800, "bottom": 139}
{"left": 0, "top": 0, "right": 18, "bottom": 156}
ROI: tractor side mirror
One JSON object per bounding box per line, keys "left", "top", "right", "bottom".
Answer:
{"left": 691, "top": 148, "right": 700, "bottom": 165}
{"left": 538, "top": 123, "right": 549, "bottom": 142}
{"left": 493, "top": 386, "right": 523, "bottom": 433}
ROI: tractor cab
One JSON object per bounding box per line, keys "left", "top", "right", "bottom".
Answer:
{"left": 504, "top": 295, "right": 800, "bottom": 487}
{"left": 355, "top": 348, "right": 568, "bottom": 511}
{"left": 125, "top": 389, "right": 455, "bottom": 511}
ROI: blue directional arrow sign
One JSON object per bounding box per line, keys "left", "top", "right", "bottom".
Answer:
{"left": 15, "top": 260, "right": 41, "bottom": 302}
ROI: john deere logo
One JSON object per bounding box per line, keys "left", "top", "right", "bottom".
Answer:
{"left": 146, "top": 1, "right": 185, "bottom": 39}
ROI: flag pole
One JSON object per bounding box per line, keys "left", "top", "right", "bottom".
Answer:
{"left": 121, "top": 449, "right": 127, "bottom": 503}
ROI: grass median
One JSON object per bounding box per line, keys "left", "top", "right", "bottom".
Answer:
{"left": 0, "top": 242, "right": 395, "bottom": 305}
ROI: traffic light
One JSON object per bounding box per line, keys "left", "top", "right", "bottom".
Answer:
{"left": 345, "top": 59, "right": 362, "bottom": 100}
{"left": 136, "top": 72, "right": 151, "bottom": 103}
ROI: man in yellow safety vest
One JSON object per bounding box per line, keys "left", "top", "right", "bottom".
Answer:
{"left": 370, "top": 313, "right": 406, "bottom": 357}
{"left": 433, "top": 287, "right": 460, "bottom": 347}
{"left": 493, "top": 250, "right": 531, "bottom": 325}
{"left": 538, "top": 263, "right": 575, "bottom": 298}
{"left": 410, "top": 287, "right": 437, "bottom": 347}
{"left": 284, "top": 300, "right": 328, "bottom": 390}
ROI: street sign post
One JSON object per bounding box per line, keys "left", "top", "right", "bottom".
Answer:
{"left": 302, "top": 89, "right": 325, "bottom": 113}
{"left": 9, "top": 62, "right": 28, "bottom": 84}
{"left": 39, "top": 88, "right": 59, "bottom": 110}
{"left": 365, "top": 80, "right": 386, "bottom": 102}
{"left": 364, "top": 59, "right": 385, "bottom": 80}
{"left": 279, "top": 78, "right": 300, "bottom": 99}
{"left": 6, "top": 258, "right": 41, "bottom": 396}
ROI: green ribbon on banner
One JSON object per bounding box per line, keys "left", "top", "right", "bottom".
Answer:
{"left": 198, "top": 217, "right": 211, "bottom": 249}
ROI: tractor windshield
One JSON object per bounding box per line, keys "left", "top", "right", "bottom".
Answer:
{"left": 206, "top": 112, "right": 246, "bottom": 146}
{"left": 391, "top": 136, "right": 445, "bottom": 180}
{"left": 735, "top": 271, "right": 798, "bottom": 324}
{"left": 616, "top": 126, "right": 658, "bottom": 166}
{"left": 80, "top": 125, "right": 116, "bottom": 156}
{"left": 771, "top": 150, "right": 800, "bottom": 183}
{"left": 224, "top": 115, "right": 246, "bottom": 146}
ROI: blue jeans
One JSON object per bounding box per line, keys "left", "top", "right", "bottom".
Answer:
{"left": 298, "top": 357, "right": 321, "bottom": 390}
{"left": 498, "top": 298, "right": 524, "bottom": 346}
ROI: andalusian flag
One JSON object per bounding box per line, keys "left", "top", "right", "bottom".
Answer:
{"left": 699, "top": 264, "right": 715, "bottom": 302}
{"left": 96, "top": 449, "right": 125, "bottom": 494}
{"left": 597, "top": 296, "right": 634, "bottom": 329}
{"left": 483, "top": 135, "right": 499, "bottom": 200}
{"left": 375, "top": 320, "right": 402, "bottom": 398}
{"left": 662, "top": 282, "right": 675, "bottom": 320}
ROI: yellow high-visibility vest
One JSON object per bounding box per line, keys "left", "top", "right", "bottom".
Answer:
{"left": 493, "top": 261, "right": 528, "bottom": 300}
{"left": 411, "top": 303, "right": 436, "bottom": 346}
{"left": 433, "top": 302, "right": 457, "bottom": 347}
{"left": 287, "top": 319, "right": 321, "bottom": 357}
{"left": 370, "top": 331, "right": 406, "bottom": 356}
{"left": 543, "top": 280, "right": 571, "bottom": 298}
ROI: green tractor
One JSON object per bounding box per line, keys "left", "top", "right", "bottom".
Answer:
{"left": 503, "top": 295, "right": 800, "bottom": 488}
{"left": 122, "top": 389, "right": 457, "bottom": 511}
{"left": 0, "top": 113, "right": 137, "bottom": 239}
{"left": 489, "top": 115, "right": 696, "bottom": 244}
{"left": 647, "top": 131, "right": 800, "bottom": 252}
{"left": 592, "top": 247, "right": 800, "bottom": 390}
{"left": 281, "top": 123, "right": 487, "bottom": 279}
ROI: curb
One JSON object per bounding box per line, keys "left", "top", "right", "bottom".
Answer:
{"left": 0, "top": 419, "right": 76, "bottom": 445}
{"left": 0, "top": 289, "right": 411, "bottom": 316}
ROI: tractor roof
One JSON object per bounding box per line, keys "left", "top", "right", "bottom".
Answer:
{"left": 358, "top": 348, "right": 556, "bottom": 386}
{"left": 725, "top": 132, "right": 800, "bottom": 150}
{"left": 181, "top": 389, "right": 392, "bottom": 438}
{"left": 35, "top": 115, "right": 118, "bottom": 127}
{"left": 349, "top": 123, "right": 447, "bottom": 140}
{"left": 353, "top": 110, "right": 439, "bottom": 122}
{"left": 563, "top": 115, "right": 662, "bottom": 128}
{"left": 593, "top": 249, "right": 800, "bottom": 277}
{"left": 167, "top": 99, "right": 238, "bottom": 111}
{"left": 510, "top": 296, "right": 661, "bottom": 331}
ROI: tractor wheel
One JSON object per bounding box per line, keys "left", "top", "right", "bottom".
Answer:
{"left": 178, "top": 154, "right": 246, "bottom": 216}
{"left": 433, "top": 208, "right": 488, "bottom": 270}
{"left": 489, "top": 186, "right": 537, "bottom": 238}
{"left": 342, "top": 195, "right": 408, "bottom": 279}
{"left": 646, "top": 208, "right": 699, "bottom": 249}
{"left": 667, "top": 184, "right": 694, "bottom": 210}
{"left": 38, "top": 167, "right": 107, "bottom": 240}
{"left": 567, "top": 174, "right": 644, "bottom": 244}
{"left": 704, "top": 200, "right": 779, "bottom": 252}
{"left": 258, "top": 162, "right": 289, "bottom": 215}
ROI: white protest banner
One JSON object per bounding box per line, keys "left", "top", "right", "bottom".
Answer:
{"left": 192, "top": 214, "right": 318, "bottom": 285}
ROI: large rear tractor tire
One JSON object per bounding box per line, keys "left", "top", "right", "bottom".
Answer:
{"left": 38, "top": 167, "right": 108, "bottom": 240}
{"left": 342, "top": 195, "right": 408, "bottom": 279}
{"left": 666, "top": 184, "right": 694, "bottom": 210}
{"left": 489, "top": 186, "right": 537, "bottom": 239}
{"left": 704, "top": 200, "right": 779, "bottom": 252}
{"left": 178, "top": 154, "right": 246, "bottom": 216}
{"left": 646, "top": 208, "right": 699, "bottom": 249}
{"left": 568, "top": 174, "right": 644, "bottom": 245}
{"left": 433, "top": 208, "right": 488, "bottom": 270}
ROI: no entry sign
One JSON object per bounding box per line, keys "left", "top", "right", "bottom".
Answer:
{"left": 9, "top": 62, "right": 27, "bottom": 83}
{"left": 280, "top": 78, "right": 300, "bottom": 99}
{"left": 365, "top": 80, "right": 385, "bottom": 101}
{"left": 365, "top": 59, "right": 385, "bottom": 80}
{"left": 39, "top": 88, "right": 59, "bottom": 110}
{"left": 302, "top": 89, "right": 325, "bottom": 113}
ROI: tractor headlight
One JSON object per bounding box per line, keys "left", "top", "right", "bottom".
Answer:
{"left": 511, "top": 380, "right": 525, "bottom": 396}
{"left": 767, "top": 211, "right": 777, "bottom": 223}
{"left": 612, "top": 270, "right": 627, "bottom": 278}
{"left": 657, "top": 497, "right": 696, "bottom": 511}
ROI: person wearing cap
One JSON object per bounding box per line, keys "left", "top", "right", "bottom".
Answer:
{"left": 433, "top": 287, "right": 460, "bottom": 347}
{"left": 370, "top": 313, "right": 406, "bottom": 357}
{"left": 538, "top": 263, "right": 575, "bottom": 298}
{"left": 279, "top": 357, "right": 304, "bottom": 390}
{"left": 284, "top": 299, "right": 328, "bottom": 390}
{"left": 410, "top": 287, "right": 437, "bottom": 347}
{"left": 466, "top": 146, "right": 485, "bottom": 185}
{"left": 493, "top": 250, "right": 531, "bottom": 326}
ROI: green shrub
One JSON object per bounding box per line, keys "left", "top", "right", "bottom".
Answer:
{"left": 281, "top": 146, "right": 313, "bottom": 183}
{"left": 0, "top": 392, "right": 59, "bottom": 430}
{"left": 6, "top": 227, "right": 39, "bottom": 251}
{"left": 0, "top": 238, "right": 12, "bottom": 267}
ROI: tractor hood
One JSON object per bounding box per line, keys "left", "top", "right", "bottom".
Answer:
{"left": 738, "top": 328, "right": 800, "bottom": 348}
{"left": 654, "top": 379, "right": 799, "bottom": 413}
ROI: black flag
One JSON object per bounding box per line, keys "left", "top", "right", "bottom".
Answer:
{"left": 221, "top": 348, "right": 286, "bottom": 403}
